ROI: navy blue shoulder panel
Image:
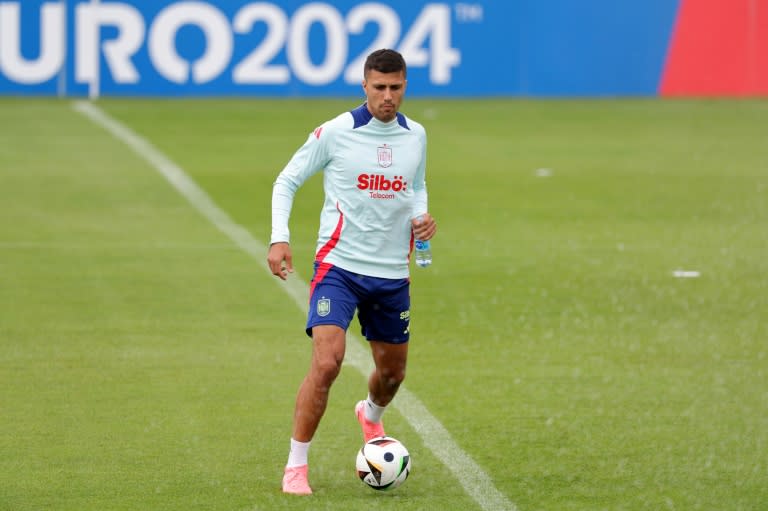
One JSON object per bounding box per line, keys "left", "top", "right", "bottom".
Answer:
{"left": 351, "top": 104, "right": 373, "bottom": 129}
{"left": 396, "top": 112, "right": 410, "bottom": 130}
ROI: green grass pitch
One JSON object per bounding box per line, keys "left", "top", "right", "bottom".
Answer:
{"left": 1, "top": 97, "right": 766, "bottom": 511}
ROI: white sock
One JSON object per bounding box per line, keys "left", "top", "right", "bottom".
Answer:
{"left": 364, "top": 394, "right": 386, "bottom": 423}
{"left": 286, "top": 438, "right": 310, "bottom": 468}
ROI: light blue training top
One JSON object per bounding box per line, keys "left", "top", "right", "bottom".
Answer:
{"left": 271, "top": 103, "right": 429, "bottom": 279}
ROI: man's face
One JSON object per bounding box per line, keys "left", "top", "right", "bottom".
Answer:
{"left": 362, "top": 69, "right": 407, "bottom": 122}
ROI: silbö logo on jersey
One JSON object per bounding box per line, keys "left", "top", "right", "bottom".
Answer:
{"left": 357, "top": 174, "right": 407, "bottom": 200}
{"left": 356, "top": 144, "right": 405, "bottom": 200}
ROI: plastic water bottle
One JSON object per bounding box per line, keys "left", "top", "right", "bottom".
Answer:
{"left": 414, "top": 215, "right": 432, "bottom": 268}
{"left": 414, "top": 239, "right": 432, "bottom": 267}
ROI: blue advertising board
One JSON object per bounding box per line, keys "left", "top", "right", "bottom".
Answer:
{"left": 0, "top": 0, "right": 679, "bottom": 97}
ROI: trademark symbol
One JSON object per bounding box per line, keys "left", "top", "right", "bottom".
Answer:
{"left": 455, "top": 3, "right": 484, "bottom": 23}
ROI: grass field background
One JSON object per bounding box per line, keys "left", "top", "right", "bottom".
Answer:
{"left": 1, "top": 98, "right": 766, "bottom": 510}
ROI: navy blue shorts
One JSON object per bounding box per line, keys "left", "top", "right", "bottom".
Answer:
{"left": 306, "top": 262, "right": 410, "bottom": 344}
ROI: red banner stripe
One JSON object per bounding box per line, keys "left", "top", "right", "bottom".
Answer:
{"left": 661, "top": 0, "right": 768, "bottom": 96}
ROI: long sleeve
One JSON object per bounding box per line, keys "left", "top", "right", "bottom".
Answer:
{"left": 270, "top": 178, "right": 295, "bottom": 244}
{"left": 270, "top": 127, "right": 332, "bottom": 244}
{"left": 410, "top": 129, "right": 429, "bottom": 218}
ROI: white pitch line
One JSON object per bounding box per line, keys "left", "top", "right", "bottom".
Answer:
{"left": 72, "top": 100, "right": 517, "bottom": 511}
{"left": 672, "top": 269, "right": 700, "bottom": 278}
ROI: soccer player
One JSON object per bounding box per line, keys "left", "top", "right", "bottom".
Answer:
{"left": 267, "top": 48, "right": 437, "bottom": 495}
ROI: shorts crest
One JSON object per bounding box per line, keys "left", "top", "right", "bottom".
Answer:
{"left": 317, "top": 297, "right": 331, "bottom": 317}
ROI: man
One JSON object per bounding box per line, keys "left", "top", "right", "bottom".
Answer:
{"left": 267, "top": 48, "right": 437, "bottom": 495}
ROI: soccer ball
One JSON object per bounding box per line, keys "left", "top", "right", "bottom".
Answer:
{"left": 356, "top": 436, "right": 411, "bottom": 491}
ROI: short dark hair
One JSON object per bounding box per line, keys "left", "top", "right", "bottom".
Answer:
{"left": 364, "top": 49, "right": 407, "bottom": 78}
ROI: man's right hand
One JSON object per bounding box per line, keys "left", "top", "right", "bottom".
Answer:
{"left": 267, "top": 242, "right": 293, "bottom": 280}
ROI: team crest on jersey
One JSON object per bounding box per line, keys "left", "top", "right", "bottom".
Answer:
{"left": 377, "top": 145, "right": 392, "bottom": 168}
{"left": 317, "top": 298, "right": 331, "bottom": 317}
